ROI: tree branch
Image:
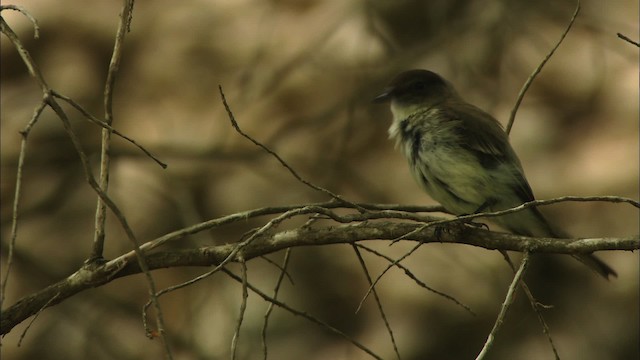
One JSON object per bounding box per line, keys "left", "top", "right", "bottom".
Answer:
{"left": 2, "top": 216, "right": 637, "bottom": 335}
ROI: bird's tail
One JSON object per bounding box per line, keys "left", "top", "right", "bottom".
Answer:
{"left": 572, "top": 254, "right": 618, "bottom": 280}
{"left": 541, "top": 211, "right": 618, "bottom": 280}
{"left": 497, "top": 206, "right": 617, "bottom": 280}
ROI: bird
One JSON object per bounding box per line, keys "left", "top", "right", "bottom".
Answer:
{"left": 373, "top": 69, "right": 616, "bottom": 279}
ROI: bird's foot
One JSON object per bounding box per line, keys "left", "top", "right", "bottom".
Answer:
{"left": 458, "top": 214, "right": 490, "bottom": 231}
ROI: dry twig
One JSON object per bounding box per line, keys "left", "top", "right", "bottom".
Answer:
{"left": 506, "top": 0, "right": 581, "bottom": 134}
{"left": 476, "top": 252, "right": 530, "bottom": 360}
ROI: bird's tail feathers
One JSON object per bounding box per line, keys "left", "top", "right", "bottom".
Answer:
{"left": 572, "top": 254, "right": 618, "bottom": 280}
{"left": 497, "top": 206, "right": 617, "bottom": 280}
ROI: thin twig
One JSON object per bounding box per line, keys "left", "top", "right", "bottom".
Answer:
{"left": 259, "top": 255, "right": 294, "bottom": 286}
{"left": 0, "top": 5, "right": 39, "bottom": 38}
{"left": 352, "top": 245, "right": 402, "bottom": 360}
{"left": 460, "top": 195, "right": 640, "bottom": 221}
{"left": 356, "top": 244, "right": 475, "bottom": 315}
{"left": 142, "top": 207, "right": 319, "bottom": 320}
{"left": 231, "top": 258, "right": 249, "bottom": 360}
{"left": 218, "top": 85, "right": 367, "bottom": 213}
{"left": 52, "top": 91, "right": 167, "bottom": 168}
{"left": 506, "top": 0, "right": 581, "bottom": 134}
{"left": 104, "top": 0, "right": 174, "bottom": 353}
{"left": 476, "top": 252, "right": 530, "bottom": 360}
{"left": 91, "top": 0, "right": 133, "bottom": 262}
{"left": 617, "top": 32, "right": 640, "bottom": 47}
{"left": 18, "top": 292, "right": 60, "bottom": 347}
{"left": 361, "top": 241, "right": 423, "bottom": 307}
{"left": 392, "top": 194, "right": 640, "bottom": 247}
{"left": 262, "top": 249, "right": 292, "bottom": 360}
{"left": 0, "top": 100, "right": 46, "bottom": 311}
{"left": 143, "top": 267, "right": 221, "bottom": 320}
{"left": 522, "top": 283, "right": 560, "bottom": 359}
{"left": 499, "top": 252, "right": 559, "bottom": 359}
{"left": 222, "top": 268, "right": 384, "bottom": 360}
{"left": 0, "top": 17, "right": 47, "bottom": 90}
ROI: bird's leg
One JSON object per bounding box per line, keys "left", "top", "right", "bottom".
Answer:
{"left": 459, "top": 199, "right": 494, "bottom": 230}
{"left": 433, "top": 201, "right": 490, "bottom": 240}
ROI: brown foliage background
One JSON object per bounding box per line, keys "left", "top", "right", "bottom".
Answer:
{"left": 1, "top": 1, "right": 638, "bottom": 359}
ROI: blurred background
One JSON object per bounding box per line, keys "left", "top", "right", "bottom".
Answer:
{"left": 1, "top": 0, "right": 638, "bottom": 359}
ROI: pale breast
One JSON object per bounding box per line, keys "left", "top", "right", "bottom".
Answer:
{"left": 388, "top": 108, "right": 498, "bottom": 215}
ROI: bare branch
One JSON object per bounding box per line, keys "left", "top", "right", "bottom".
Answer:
{"left": 222, "top": 268, "right": 384, "bottom": 360}
{"left": 218, "top": 85, "right": 367, "bottom": 213}
{"left": 261, "top": 249, "right": 292, "bottom": 360}
{"left": 499, "top": 252, "right": 559, "bottom": 359}
{"left": 52, "top": 91, "right": 167, "bottom": 168}
{"left": 4, "top": 212, "right": 636, "bottom": 336}
{"left": 1, "top": 6, "right": 170, "bottom": 353}
{"left": 522, "top": 282, "right": 560, "bottom": 359}
{"left": 356, "top": 243, "right": 475, "bottom": 315}
{"left": 352, "top": 245, "right": 402, "bottom": 359}
{"left": 0, "top": 100, "right": 46, "bottom": 311}
{"left": 506, "top": 0, "right": 581, "bottom": 134}
{"left": 92, "top": 0, "right": 134, "bottom": 262}
{"left": 17, "top": 292, "right": 59, "bottom": 347}
{"left": 476, "top": 253, "right": 530, "bottom": 360}
{"left": 617, "top": 32, "right": 640, "bottom": 47}
{"left": 231, "top": 258, "right": 249, "bottom": 360}
{"left": 0, "top": 5, "right": 39, "bottom": 38}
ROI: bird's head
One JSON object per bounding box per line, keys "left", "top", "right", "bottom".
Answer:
{"left": 374, "top": 69, "right": 457, "bottom": 119}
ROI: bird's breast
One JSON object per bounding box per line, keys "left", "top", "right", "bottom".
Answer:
{"left": 389, "top": 108, "right": 457, "bottom": 164}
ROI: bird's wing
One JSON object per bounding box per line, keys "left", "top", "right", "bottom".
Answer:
{"left": 449, "top": 102, "right": 537, "bottom": 203}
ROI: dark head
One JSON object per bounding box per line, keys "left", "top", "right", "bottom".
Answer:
{"left": 373, "top": 70, "right": 457, "bottom": 117}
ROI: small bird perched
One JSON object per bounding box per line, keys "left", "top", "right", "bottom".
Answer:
{"left": 374, "top": 69, "right": 616, "bottom": 279}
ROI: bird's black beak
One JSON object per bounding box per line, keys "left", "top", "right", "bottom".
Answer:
{"left": 372, "top": 89, "right": 392, "bottom": 103}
